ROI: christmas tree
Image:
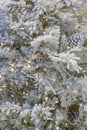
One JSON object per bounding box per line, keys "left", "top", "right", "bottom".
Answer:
{"left": 0, "top": 0, "right": 87, "bottom": 130}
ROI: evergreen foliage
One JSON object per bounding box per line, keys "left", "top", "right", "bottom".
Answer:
{"left": 0, "top": 0, "right": 87, "bottom": 130}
